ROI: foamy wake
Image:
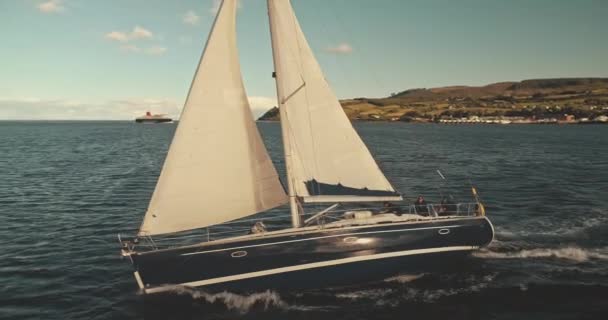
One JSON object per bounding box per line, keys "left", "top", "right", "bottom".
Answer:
{"left": 384, "top": 273, "right": 426, "bottom": 283}
{"left": 400, "top": 273, "right": 497, "bottom": 303}
{"left": 495, "top": 209, "right": 608, "bottom": 239}
{"left": 338, "top": 274, "right": 497, "bottom": 305}
{"left": 169, "top": 287, "right": 325, "bottom": 313}
{"left": 474, "top": 246, "right": 608, "bottom": 262}
{"left": 335, "top": 288, "right": 395, "bottom": 301}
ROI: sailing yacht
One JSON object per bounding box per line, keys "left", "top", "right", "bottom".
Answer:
{"left": 120, "top": 0, "right": 494, "bottom": 294}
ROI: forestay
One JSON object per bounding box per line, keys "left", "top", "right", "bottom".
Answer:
{"left": 139, "top": 0, "right": 287, "bottom": 236}
{"left": 267, "top": 0, "right": 402, "bottom": 203}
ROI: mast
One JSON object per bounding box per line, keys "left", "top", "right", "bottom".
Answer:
{"left": 267, "top": 0, "right": 301, "bottom": 228}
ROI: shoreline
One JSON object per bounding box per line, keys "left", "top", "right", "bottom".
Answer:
{"left": 256, "top": 119, "right": 608, "bottom": 125}
{"left": 1, "top": 119, "right": 605, "bottom": 125}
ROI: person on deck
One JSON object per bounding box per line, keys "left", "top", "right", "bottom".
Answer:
{"left": 380, "top": 202, "right": 403, "bottom": 215}
{"left": 438, "top": 195, "right": 457, "bottom": 216}
{"left": 249, "top": 221, "right": 266, "bottom": 234}
{"left": 414, "top": 195, "right": 428, "bottom": 215}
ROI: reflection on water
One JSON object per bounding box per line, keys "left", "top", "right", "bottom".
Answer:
{"left": 0, "top": 121, "right": 606, "bottom": 319}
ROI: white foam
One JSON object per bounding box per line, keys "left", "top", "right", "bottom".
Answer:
{"left": 169, "top": 287, "right": 330, "bottom": 313}
{"left": 407, "top": 275, "right": 496, "bottom": 302}
{"left": 384, "top": 273, "right": 425, "bottom": 283}
{"left": 338, "top": 273, "right": 497, "bottom": 304}
{"left": 171, "top": 288, "right": 288, "bottom": 313}
{"left": 335, "top": 288, "right": 394, "bottom": 300}
{"left": 495, "top": 209, "right": 608, "bottom": 239}
{"left": 474, "top": 246, "right": 608, "bottom": 262}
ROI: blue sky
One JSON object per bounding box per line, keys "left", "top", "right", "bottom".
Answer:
{"left": 0, "top": 0, "right": 607, "bottom": 120}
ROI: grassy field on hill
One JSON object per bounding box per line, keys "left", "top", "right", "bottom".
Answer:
{"left": 258, "top": 78, "right": 608, "bottom": 122}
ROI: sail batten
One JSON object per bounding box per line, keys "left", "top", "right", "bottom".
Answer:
{"left": 139, "top": 0, "right": 287, "bottom": 236}
{"left": 268, "top": 0, "right": 401, "bottom": 203}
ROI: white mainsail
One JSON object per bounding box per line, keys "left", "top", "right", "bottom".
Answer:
{"left": 268, "top": 0, "right": 402, "bottom": 203}
{"left": 139, "top": 0, "right": 287, "bottom": 236}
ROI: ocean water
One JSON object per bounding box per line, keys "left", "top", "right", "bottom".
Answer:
{"left": 0, "top": 121, "right": 607, "bottom": 320}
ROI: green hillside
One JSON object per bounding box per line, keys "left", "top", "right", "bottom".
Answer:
{"left": 258, "top": 78, "right": 608, "bottom": 121}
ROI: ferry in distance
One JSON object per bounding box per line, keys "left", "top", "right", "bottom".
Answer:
{"left": 135, "top": 112, "right": 173, "bottom": 124}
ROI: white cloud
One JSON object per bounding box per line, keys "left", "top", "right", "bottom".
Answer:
{"left": 38, "top": 0, "right": 65, "bottom": 14}
{"left": 145, "top": 46, "right": 167, "bottom": 56}
{"left": 1, "top": 97, "right": 44, "bottom": 103}
{"left": 112, "top": 98, "right": 180, "bottom": 118}
{"left": 105, "top": 31, "right": 129, "bottom": 43}
{"left": 183, "top": 10, "right": 200, "bottom": 25}
{"left": 131, "top": 26, "right": 153, "bottom": 40}
{"left": 105, "top": 26, "right": 163, "bottom": 55}
{"left": 248, "top": 96, "right": 277, "bottom": 119}
{"left": 0, "top": 96, "right": 275, "bottom": 120}
{"left": 325, "top": 43, "right": 353, "bottom": 54}
{"left": 105, "top": 26, "right": 154, "bottom": 43}
{"left": 0, "top": 97, "right": 181, "bottom": 120}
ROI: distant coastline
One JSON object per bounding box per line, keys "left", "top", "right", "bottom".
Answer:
{"left": 258, "top": 77, "right": 608, "bottom": 124}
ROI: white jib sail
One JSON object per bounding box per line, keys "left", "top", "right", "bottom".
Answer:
{"left": 139, "top": 0, "right": 287, "bottom": 236}
{"left": 268, "top": 0, "right": 401, "bottom": 203}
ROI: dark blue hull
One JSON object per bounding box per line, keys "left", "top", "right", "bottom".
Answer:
{"left": 129, "top": 216, "right": 494, "bottom": 294}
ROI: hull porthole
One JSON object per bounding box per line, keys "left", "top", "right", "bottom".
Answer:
{"left": 231, "top": 251, "right": 247, "bottom": 258}
{"left": 438, "top": 228, "right": 450, "bottom": 235}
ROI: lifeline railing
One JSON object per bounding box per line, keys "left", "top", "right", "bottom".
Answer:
{"left": 129, "top": 202, "right": 482, "bottom": 250}
{"left": 303, "top": 202, "right": 480, "bottom": 226}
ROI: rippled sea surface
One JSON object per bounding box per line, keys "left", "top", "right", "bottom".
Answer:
{"left": 1, "top": 121, "right": 607, "bottom": 320}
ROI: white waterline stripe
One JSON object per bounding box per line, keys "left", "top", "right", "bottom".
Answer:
{"left": 146, "top": 245, "right": 477, "bottom": 294}
{"left": 484, "top": 216, "right": 495, "bottom": 242}
{"left": 180, "top": 224, "right": 465, "bottom": 256}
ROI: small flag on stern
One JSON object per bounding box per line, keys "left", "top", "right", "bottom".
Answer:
{"left": 471, "top": 187, "right": 486, "bottom": 216}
